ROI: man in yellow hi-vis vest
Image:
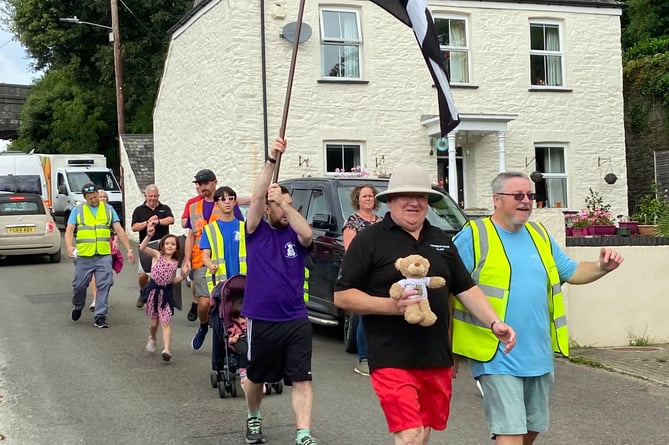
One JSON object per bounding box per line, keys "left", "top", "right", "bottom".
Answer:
{"left": 453, "top": 172, "right": 623, "bottom": 445}
{"left": 198, "top": 186, "right": 246, "bottom": 352}
{"left": 65, "top": 182, "right": 135, "bottom": 329}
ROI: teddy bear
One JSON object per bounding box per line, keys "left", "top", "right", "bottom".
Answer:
{"left": 389, "top": 254, "right": 446, "bottom": 327}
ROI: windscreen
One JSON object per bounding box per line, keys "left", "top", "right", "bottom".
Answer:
{"left": 0, "top": 175, "right": 42, "bottom": 194}
{"left": 0, "top": 195, "right": 44, "bottom": 215}
{"left": 67, "top": 171, "right": 120, "bottom": 192}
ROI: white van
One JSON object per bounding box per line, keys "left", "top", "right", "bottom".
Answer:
{"left": 0, "top": 151, "right": 50, "bottom": 207}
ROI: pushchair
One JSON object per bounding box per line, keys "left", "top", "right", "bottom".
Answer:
{"left": 208, "top": 274, "right": 283, "bottom": 398}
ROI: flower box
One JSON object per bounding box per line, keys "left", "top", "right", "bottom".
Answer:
{"left": 587, "top": 225, "right": 616, "bottom": 236}
{"left": 618, "top": 221, "right": 639, "bottom": 235}
{"left": 565, "top": 227, "right": 574, "bottom": 237}
{"left": 638, "top": 224, "right": 658, "bottom": 236}
{"left": 572, "top": 228, "right": 588, "bottom": 237}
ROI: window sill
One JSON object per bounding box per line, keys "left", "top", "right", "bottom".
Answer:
{"left": 449, "top": 84, "right": 479, "bottom": 89}
{"left": 317, "top": 79, "right": 369, "bottom": 85}
{"left": 528, "top": 87, "right": 573, "bottom": 93}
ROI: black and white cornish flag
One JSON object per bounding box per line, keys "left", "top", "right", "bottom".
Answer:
{"left": 370, "top": 0, "right": 460, "bottom": 136}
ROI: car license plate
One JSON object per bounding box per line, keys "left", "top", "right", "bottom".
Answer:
{"left": 7, "top": 226, "right": 35, "bottom": 234}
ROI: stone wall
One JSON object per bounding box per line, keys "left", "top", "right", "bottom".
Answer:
{"left": 624, "top": 82, "right": 669, "bottom": 215}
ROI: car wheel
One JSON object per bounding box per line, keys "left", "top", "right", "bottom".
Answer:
{"left": 49, "top": 249, "right": 62, "bottom": 263}
{"left": 344, "top": 311, "right": 358, "bottom": 354}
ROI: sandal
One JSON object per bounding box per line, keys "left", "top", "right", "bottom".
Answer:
{"left": 161, "top": 350, "right": 172, "bottom": 362}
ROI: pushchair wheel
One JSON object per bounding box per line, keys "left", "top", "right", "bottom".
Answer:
{"left": 230, "top": 381, "right": 237, "bottom": 398}
{"left": 264, "top": 383, "right": 272, "bottom": 395}
{"left": 273, "top": 381, "right": 283, "bottom": 394}
{"left": 210, "top": 371, "right": 219, "bottom": 388}
{"left": 218, "top": 381, "right": 227, "bottom": 398}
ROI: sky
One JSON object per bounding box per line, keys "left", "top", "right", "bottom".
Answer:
{"left": 1, "top": 25, "right": 40, "bottom": 151}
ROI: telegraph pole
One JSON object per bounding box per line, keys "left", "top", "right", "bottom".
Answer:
{"left": 110, "top": 0, "right": 126, "bottom": 223}
{"left": 110, "top": 0, "right": 125, "bottom": 136}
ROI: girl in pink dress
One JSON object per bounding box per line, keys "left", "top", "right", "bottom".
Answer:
{"left": 139, "top": 223, "right": 187, "bottom": 361}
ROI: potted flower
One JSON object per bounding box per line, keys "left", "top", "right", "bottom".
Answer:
{"left": 568, "top": 189, "right": 615, "bottom": 236}
{"left": 633, "top": 183, "right": 669, "bottom": 236}
{"left": 569, "top": 212, "right": 592, "bottom": 237}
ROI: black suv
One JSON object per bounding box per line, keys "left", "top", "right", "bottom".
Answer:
{"left": 280, "top": 177, "right": 468, "bottom": 350}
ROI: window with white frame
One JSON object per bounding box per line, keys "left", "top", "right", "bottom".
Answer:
{"left": 325, "top": 142, "right": 362, "bottom": 173}
{"left": 530, "top": 22, "right": 563, "bottom": 87}
{"left": 320, "top": 9, "right": 362, "bottom": 79}
{"left": 434, "top": 16, "right": 469, "bottom": 84}
{"left": 534, "top": 144, "right": 568, "bottom": 208}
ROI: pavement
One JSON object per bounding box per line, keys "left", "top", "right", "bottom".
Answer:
{"left": 570, "top": 343, "right": 669, "bottom": 387}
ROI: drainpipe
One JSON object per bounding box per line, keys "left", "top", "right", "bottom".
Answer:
{"left": 260, "top": 0, "right": 269, "bottom": 158}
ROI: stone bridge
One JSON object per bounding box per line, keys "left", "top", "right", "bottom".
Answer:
{"left": 0, "top": 83, "right": 30, "bottom": 140}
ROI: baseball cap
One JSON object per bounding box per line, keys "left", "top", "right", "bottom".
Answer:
{"left": 193, "top": 169, "right": 216, "bottom": 183}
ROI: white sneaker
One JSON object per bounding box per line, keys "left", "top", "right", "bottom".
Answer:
{"left": 89, "top": 300, "right": 96, "bottom": 311}
{"left": 475, "top": 379, "right": 484, "bottom": 397}
{"left": 146, "top": 337, "right": 156, "bottom": 353}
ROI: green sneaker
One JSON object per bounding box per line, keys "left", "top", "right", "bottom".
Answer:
{"left": 296, "top": 435, "right": 318, "bottom": 445}
{"left": 245, "top": 416, "right": 265, "bottom": 444}
{"left": 354, "top": 359, "right": 370, "bottom": 376}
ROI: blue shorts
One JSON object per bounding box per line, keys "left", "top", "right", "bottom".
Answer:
{"left": 479, "top": 372, "right": 554, "bottom": 437}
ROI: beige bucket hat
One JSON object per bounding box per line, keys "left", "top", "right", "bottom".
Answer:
{"left": 376, "top": 165, "right": 445, "bottom": 204}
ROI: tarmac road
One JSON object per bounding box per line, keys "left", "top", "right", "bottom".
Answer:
{"left": 0, "top": 246, "right": 668, "bottom": 444}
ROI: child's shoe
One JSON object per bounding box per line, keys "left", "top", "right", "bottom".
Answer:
{"left": 146, "top": 337, "right": 156, "bottom": 353}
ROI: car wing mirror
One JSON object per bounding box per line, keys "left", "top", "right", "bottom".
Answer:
{"left": 312, "top": 213, "right": 335, "bottom": 230}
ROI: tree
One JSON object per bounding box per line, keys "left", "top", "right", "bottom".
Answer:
{"left": 622, "top": 0, "right": 669, "bottom": 49}
{"left": 2, "top": 0, "right": 191, "bottom": 165}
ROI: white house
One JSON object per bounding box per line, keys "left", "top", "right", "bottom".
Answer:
{"left": 149, "top": 0, "right": 626, "bottom": 226}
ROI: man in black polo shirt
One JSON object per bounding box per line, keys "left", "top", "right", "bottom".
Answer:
{"left": 131, "top": 184, "right": 175, "bottom": 306}
{"left": 334, "top": 165, "right": 516, "bottom": 445}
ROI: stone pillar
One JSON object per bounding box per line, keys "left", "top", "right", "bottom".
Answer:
{"left": 497, "top": 131, "right": 507, "bottom": 172}
{"left": 448, "top": 132, "right": 458, "bottom": 200}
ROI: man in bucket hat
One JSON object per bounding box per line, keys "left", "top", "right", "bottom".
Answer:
{"left": 334, "top": 164, "right": 516, "bottom": 445}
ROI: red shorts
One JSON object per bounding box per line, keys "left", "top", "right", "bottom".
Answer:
{"left": 370, "top": 367, "right": 453, "bottom": 433}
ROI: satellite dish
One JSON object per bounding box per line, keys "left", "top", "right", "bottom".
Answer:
{"left": 281, "top": 22, "right": 312, "bottom": 43}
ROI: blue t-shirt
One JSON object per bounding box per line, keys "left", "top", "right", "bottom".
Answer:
{"left": 67, "top": 203, "right": 120, "bottom": 225}
{"left": 453, "top": 223, "right": 577, "bottom": 377}
{"left": 242, "top": 218, "right": 311, "bottom": 322}
{"left": 199, "top": 219, "right": 242, "bottom": 277}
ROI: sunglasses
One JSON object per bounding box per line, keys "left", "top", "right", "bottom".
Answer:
{"left": 217, "top": 196, "right": 236, "bottom": 202}
{"left": 82, "top": 185, "right": 97, "bottom": 193}
{"left": 497, "top": 192, "right": 537, "bottom": 201}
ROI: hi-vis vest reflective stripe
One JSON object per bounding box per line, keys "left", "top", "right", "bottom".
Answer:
{"left": 189, "top": 199, "right": 222, "bottom": 268}
{"left": 303, "top": 267, "right": 310, "bottom": 302}
{"left": 452, "top": 218, "right": 569, "bottom": 361}
{"left": 75, "top": 203, "right": 113, "bottom": 257}
{"left": 203, "top": 221, "right": 247, "bottom": 293}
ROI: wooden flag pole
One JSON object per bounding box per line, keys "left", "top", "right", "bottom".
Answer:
{"left": 272, "top": 0, "right": 307, "bottom": 183}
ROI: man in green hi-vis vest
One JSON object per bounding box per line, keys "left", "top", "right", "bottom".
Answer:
{"left": 453, "top": 172, "right": 623, "bottom": 445}
{"left": 65, "top": 182, "right": 135, "bottom": 329}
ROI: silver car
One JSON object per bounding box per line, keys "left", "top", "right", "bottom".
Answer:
{"left": 0, "top": 192, "right": 62, "bottom": 263}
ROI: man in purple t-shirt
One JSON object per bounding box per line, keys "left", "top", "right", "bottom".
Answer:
{"left": 241, "top": 137, "right": 316, "bottom": 445}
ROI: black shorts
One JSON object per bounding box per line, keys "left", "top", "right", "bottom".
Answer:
{"left": 246, "top": 318, "right": 313, "bottom": 385}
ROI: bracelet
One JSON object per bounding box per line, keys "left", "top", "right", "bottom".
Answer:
{"left": 267, "top": 157, "right": 277, "bottom": 164}
{"left": 490, "top": 320, "right": 502, "bottom": 331}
